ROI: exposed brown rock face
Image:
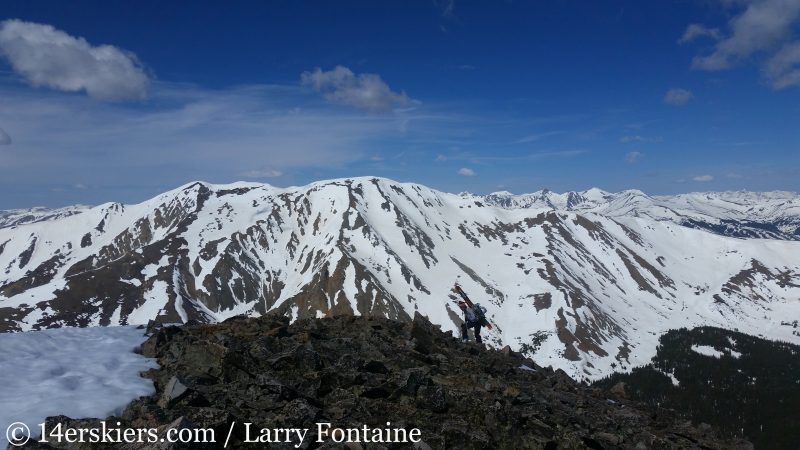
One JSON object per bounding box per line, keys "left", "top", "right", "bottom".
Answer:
{"left": 24, "top": 314, "right": 750, "bottom": 449}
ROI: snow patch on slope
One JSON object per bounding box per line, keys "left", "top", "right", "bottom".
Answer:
{"left": 0, "top": 326, "right": 155, "bottom": 448}
{"left": 691, "top": 345, "right": 729, "bottom": 359}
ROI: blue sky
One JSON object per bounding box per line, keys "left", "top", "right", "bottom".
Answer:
{"left": 0, "top": 0, "right": 798, "bottom": 208}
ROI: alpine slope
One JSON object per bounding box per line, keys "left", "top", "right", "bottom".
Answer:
{"left": 1, "top": 177, "right": 798, "bottom": 379}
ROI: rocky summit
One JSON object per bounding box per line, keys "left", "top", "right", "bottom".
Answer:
{"left": 25, "top": 314, "right": 750, "bottom": 449}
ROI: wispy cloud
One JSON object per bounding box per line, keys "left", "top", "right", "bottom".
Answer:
{"left": 50, "top": 183, "right": 90, "bottom": 193}
{"left": 457, "top": 167, "right": 476, "bottom": 177}
{"left": 300, "top": 65, "right": 411, "bottom": 113}
{"left": 693, "top": 174, "right": 714, "bottom": 182}
{"left": 678, "top": 24, "right": 722, "bottom": 44}
{"left": 429, "top": 148, "right": 585, "bottom": 165}
{"left": 664, "top": 88, "right": 693, "bottom": 105}
{"left": 625, "top": 151, "right": 643, "bottom": 163}
{"left": 0, "top": 127, "right": 10, "bottom": 145}
{"left": 434, "top": 0, "right": 457, "bottom": 20}
{"left": 0, "top": 81, "right": 405, "bottom": 191}
{"left": 765, "top": 41, "right": 800, "bottom": 89}
{"left": 620, "top": 135, "right": 661, "bottom": 143}
{"left": 0, "top": 19, "right": 149, "bottom": 100}
{"left": 240, "top": 169, "right": 284, "bottom": 179}
{"left": 511, "top": 130, "right": 562, "bottom": 144}
{"left": 681, "top": 0, "right": 800, "bottom": 89}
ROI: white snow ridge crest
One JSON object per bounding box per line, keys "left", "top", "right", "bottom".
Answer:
{"left": 0, "top": 177, "right": 799, "bottom": 380}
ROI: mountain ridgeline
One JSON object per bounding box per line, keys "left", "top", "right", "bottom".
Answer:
{"left": 1, "top": 178, "right": 799, "bottom": 380}
{"left": 29, "top": 314, "right": 754, "bottom": 450}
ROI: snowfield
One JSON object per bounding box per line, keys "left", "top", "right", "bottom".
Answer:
{"left": 690, "top": 344, "right": 726, "bottom": 358}
{"left": 0, "top": 177, "right": 798, "bottom": 382}
{"left": 690, "top": 344, "right": 742, "bottom": 359}
{"left": 0, "top": 326, "right": 155, "bottom": 448}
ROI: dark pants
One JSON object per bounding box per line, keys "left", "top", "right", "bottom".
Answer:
{"left": 461, "top": 320, "right": 482, "bottom": 343}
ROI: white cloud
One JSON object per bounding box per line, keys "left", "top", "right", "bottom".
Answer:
{"left": 678, "top": 24, "right": 722, "bottom": 44}
{"left": 0, "top": 82, "right": 407, "bottom": 192}
{"left": 693, "top": 174, "right": 714, "bottom": 182}
{"left": 434, "top": 0, "right": 457, "bottom": 20}
{"left": 0, "top": 127, "right": 10, "bottom": 145}
{"left": 435, "top": 154, "right": 448, "bottom": 161}
{"left": 620, "top": 135, "right": 661, "bottom": 143}
{"left": 0, "top": 19, "right": 149, "bottom": 100}
{"left": 625, "top": 151, "right": 643, "bottom": 163}
{"left": 765, "top": 41, "right": 800, "bottom": 89}
{"left": 457, "top": 167, "right": 476, "bottom": 177}
{"left": 664, "top": 88, "right": 693, "bottom": 105}
{"left": 511, "top": 131, "right": 562, "bottom": 144}
{"left": 300, "top": 65, "right": 410, "bottom": 113}
{"left": 452, "top": 149, "right": 585, "bottom": 163}
{"left": 683, "top": 0, "right": 800, "bottom": 88}
{"left": 241, "top": 169, "right": 284, "bottom": 179}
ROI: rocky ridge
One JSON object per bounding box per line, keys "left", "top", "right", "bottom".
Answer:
{"left": 25, "top": 314, "right": 751, "bottom": 449}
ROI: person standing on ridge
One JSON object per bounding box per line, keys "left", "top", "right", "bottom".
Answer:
{"left": 452, "top": 283, "right": 491, "bottom": 343}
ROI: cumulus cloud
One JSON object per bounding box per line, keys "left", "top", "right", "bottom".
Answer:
{"left": 300, "top": 65, "right": 410, "bottom": 113}
{"left": 0, "top": 127, "right": 10, "bottom": 145}
{"left": 693, "top": 174, "right": 714, "bottom": 182}
{"left": 625, "top": 151, "right": 643, "bottom": 163}
{"left": 457, "top": 167, "right": 476, "bottom": 177}
{"left": 664, "top": 88, "right": 693, "bottom": 105}
{"left": 678, "top": 24, "right": 722, "bottom": 44}
{"left": 682, "top": 0, "right": 800, "bottom": 89}
{"left": 0, "top": 19, "right": 149, "bottom": 100}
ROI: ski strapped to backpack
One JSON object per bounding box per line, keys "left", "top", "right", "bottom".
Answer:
{"left": 452, "top": 284, "right": 493, "bottom": 330}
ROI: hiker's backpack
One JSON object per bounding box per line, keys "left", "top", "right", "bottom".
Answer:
{"left": 472, "top": 303, "right": 487, "bottom": 320}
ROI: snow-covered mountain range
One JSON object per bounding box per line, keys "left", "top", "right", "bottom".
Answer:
{"left": 481, "top": 188, "right": 800, "bottom": 240}
{"left": 1, "top": 178, "right": 798, "bottom": 379}
{"left": 0, "top": 205, "right": 89, "bottom": 229}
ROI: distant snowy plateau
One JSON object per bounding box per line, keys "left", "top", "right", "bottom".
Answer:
{"left": 1, "top": 177, "right": 799, "bottom": 380}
